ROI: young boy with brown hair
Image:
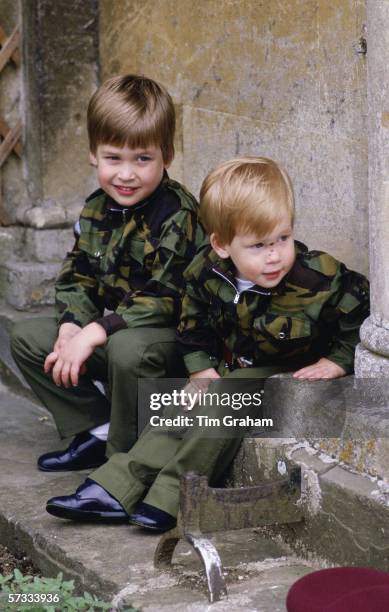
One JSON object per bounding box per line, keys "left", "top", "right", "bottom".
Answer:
{"left": 43, "top": 157, "right": 369, "bottom": 531}
{"left": 11, "top": 74, "right": 205, "bottom": 474}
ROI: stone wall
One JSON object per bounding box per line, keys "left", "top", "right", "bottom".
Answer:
{"left": 21, "top": 0, "right": 99, "bottom": 219}
{"left": 100, "top": 0, "right": 368, "bottom": 274}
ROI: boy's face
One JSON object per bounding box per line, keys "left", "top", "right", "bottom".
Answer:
{"left": 211, "top": 214, "right": 295, "bottom": 288}
{"left": 90, "top": 144, "right": 170, "bottom": 207}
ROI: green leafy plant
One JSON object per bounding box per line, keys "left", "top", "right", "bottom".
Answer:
{"left": 0, "top": 569, "right": 136, "bottom": 611}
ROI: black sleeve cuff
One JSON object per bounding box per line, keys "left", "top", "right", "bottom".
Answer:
{"left": 57, "top": 313, "right": 83, "bottom": 327}
{"left": 95, "top": 313, "right": 128, "bottom": 336}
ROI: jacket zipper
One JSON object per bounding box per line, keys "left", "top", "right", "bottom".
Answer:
{"left": 211, "top": 268, "right": 240, "bottom": 303}
{"left": 211, "top": 267, "right": 271, "bottom": 304}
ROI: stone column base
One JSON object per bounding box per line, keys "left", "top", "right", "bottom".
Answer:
{"left": 355, "top": 343, "right": 389, "bottom": 377}
{"left": 360, "top": 316, "right": 389, "bottom": 358}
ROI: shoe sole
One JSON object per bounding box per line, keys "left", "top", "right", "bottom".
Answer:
{"left": 129, "top": 517, "right": 176, "bottom": 532}
{"left": 46, "top": 504, "right": 129, "bottom": 523}
{"left": 38, "top": 462, "right": 106, "bottom": 472}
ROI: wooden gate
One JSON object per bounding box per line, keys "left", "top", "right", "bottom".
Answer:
{"left": 0, "top": 23, "right": 22, "bottom": 225}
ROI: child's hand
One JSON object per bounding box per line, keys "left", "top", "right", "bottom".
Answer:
{"left": 44, "top": 323, "right": 83, "bottom": 377}
{"left": 293, "top": 358, "right": 346, "bottom": 380}
{"left": 45, "top": 323, "right": 107, "bottom": 387}
{"left": 190, "top": 368, "right": 220, "bottom": 381}
{"left": 189, "top": 368, "right": 221, "bottom": 392}
{"left": 181, "top": 368, "right": 220, "bottom": 410}
{"left": 49, "top": 334, "right": 94, "bottom": 387}
{"left": 53, "top": 322, "right": 82, "bottom": 352}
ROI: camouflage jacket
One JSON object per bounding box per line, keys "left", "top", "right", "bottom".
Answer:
{"left": 177, "top": 242, "right": 369, "bottom": 374}
{"left": 55, "top": 174, "right": 205, "bottom": 335}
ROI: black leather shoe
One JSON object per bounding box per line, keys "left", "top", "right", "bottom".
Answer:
{"left": 38, "top": 431, "right": 107, "bottom": 472}
{"left": 46, "top": 479, "right": 129, "bottom": 522}
{"left": 129, "top": 502, "right": 176, "bottom": 532}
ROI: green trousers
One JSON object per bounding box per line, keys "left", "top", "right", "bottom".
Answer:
{"left": 92, "top": 364, "right": 285, "bottom": 517}
{"left": 11, "top": 317, "right": 185, "bottom": 455}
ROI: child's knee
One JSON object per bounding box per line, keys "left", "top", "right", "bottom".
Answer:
{"left": 106, "top": 330, "right": 171, "bottom": 376}
{"left": 11, "top": 318, "right": 56, "bottom": 358}
{"left": 106, "top": 330, "right": 146, "bottom": 373}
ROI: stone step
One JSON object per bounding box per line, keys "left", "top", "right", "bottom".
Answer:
{"left": 232, "top": 438, "right": 389, "bottom": 570}
{"left": 284, "top": 443, "right": 389, "bottom": 568}
{"left": 0, "top": 390, "right": 316, "bottom": 611}
{"left": 229, "top": 374, "right": 389, "bottom": 481}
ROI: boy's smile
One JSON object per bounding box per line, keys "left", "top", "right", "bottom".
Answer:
{"left": 90, "top": 144, "right": 170, "bottom": 207}
{"left": 211, "top": 215, "right": 295, "bottom": 288}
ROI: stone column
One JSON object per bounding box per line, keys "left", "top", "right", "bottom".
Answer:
{"left": 19, "top": 0, "right": 99, "bottom": 229}
{"left": 355, "top": 0, "right": 389, "bottom": 377}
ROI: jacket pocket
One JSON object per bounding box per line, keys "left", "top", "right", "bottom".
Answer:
{"left": 79, "top": 231, "right": 112, "bottom": 276}
{"left": 253, "top": 313, "right": 312, "bottom": 343}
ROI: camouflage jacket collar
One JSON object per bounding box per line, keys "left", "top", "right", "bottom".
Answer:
{"left": 87, "top": 170, "right": 171, "bottom": 222}
{"left": 209, "top": 258, "right": 272, "bottom": 302}
{"left": 204, "top": 240, "right": 309, "bottom": 302}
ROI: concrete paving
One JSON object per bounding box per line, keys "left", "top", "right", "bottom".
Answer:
{"left": 0, "top": 389, "right": 317, "bottom": 611}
